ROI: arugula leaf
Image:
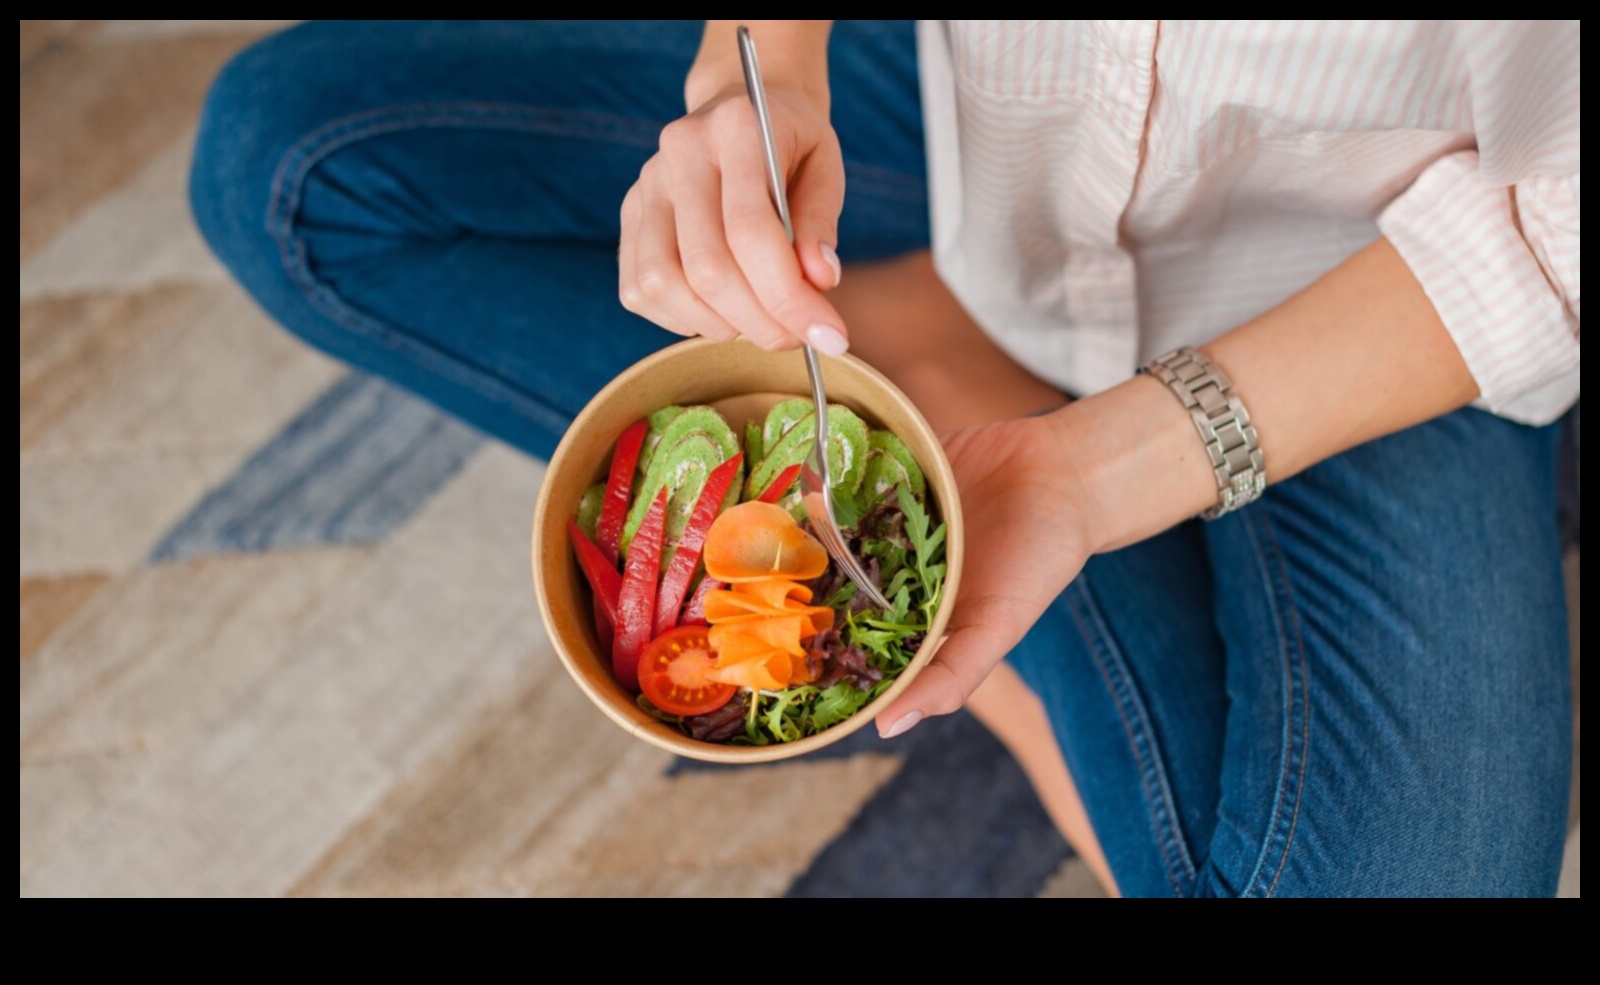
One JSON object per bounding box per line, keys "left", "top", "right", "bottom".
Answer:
{"left": 845, "top": 611, "right": 904, "bottom": 662}
{"left": 897, "top": 483, "right": 947, "bottom": 625}
{"left": 884, "top": 566, "right": 914, "bottom": 601}
{"left": 822, "top": 581, "right": 857, "bottom": 611}
{"left": 811, "top": 681, "right": 874, "bottom": 730}
{"left": 763, "top": 686, "right": 817, "bottom": 743}
{"left": 898, "top": 483, "right": 929, "bottom": 552}
{"left": 830, "top": 489, "right": 862, "bottom": 530}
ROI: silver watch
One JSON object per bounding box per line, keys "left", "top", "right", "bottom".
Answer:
{"left": 1140, "top": 347, "right": 1266, "bottom": 519}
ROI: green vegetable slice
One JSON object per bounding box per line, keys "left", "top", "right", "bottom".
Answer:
{"left": 744, "top": 420, "right": 764, "bottom": 468}
{"left": 861, "top": 430, "right": 926, "bottom": 507}
{"left": 762, "top": 397, "right": 813, "bottom": 453}
{"left": 576, "top": 483, "right": 605, "bottom": 540}
{"left": 622, "top": 406, "right": 742, "bottom": 555}
{"left": 634, "top": 405, "right": 686, "bottom": 483}
{"left": 745, "top": 405, "right": 869, "bottom": 502}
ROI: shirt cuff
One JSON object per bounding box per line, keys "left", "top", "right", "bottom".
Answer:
{"left": 1378, "top": 150, "right": 1580, "bottom": 426}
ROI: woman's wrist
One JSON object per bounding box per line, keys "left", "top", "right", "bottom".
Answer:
{"left": 685, "top": 20, "right": 832, "bottom": 113}
{"left": 1040, "top": 374, "right": 1218, "bottom": 556}
{"left": 1037, "top": 237, "right": 1477, "bottom": 561}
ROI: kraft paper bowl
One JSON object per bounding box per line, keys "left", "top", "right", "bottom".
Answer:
{"left": 531, "top": 338, "right": 963, "bottom": 763}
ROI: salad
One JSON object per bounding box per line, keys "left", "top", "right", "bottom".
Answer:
{"left": 568, "top": 399, "right": 948, "bottom": 745}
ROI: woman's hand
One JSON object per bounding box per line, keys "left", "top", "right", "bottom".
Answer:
{"left": 618, "top": 22, "right": 849, "bottom": 354}
{"left": 875, "top": 415, "right": 1094, "bottom": 737}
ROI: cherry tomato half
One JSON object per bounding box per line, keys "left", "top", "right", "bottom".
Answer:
{"left": 638, "top": 626, "right": 737, "bottom": 717}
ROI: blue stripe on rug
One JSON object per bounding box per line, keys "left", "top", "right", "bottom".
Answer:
{"left": 672, "top": 711, "right": 1071, "bottom": 897}
{"left": 150, "top": 372, "right": 484, "bottom": 562}
{"left": 783, "top": 711, "right": 1071, "bottom": 898}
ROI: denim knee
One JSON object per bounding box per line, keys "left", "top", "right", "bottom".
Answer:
{"left": 190, "top": 27, "right": 307, "bottom": 310}
{"left": 192, "top": 23, "right": 438, "bottom": 381}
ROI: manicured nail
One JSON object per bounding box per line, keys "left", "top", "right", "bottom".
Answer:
{"left": 884, "top": 710, "right": 922, "bottom": 738}
{"left": 807, "top": 323, "right": 849, "bottom": 356}
{"left": 819, "top": 243, "right": 842, "bottom": 288}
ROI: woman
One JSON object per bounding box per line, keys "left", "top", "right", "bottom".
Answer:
{"left": 191, "top": 20, "right": 1579, "bottom": 896}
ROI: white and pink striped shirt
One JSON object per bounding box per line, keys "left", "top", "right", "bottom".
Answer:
{"left": 918, "top": 20, "right": 1580, "bottom": 424}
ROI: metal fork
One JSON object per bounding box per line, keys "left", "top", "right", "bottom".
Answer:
{"left": 737, "top": 26, "right": 892, "bottom": 611}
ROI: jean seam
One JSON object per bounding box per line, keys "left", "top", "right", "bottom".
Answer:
{"left": 265, "top": 103, "right": 664, "bottom": 437}
{"left": 1238, "top": 508, "right": 1312, "bottom": 898}
{"left": 1064, "top": 583, "right": 1198, "bottom": 897}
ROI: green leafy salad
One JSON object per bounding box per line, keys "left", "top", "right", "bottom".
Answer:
{"left": 568, "top": 399, "right": 948, "bottom": 745}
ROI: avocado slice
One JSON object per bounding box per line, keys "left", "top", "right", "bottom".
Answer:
{"left": 621, "top": 406, "right": 742, "bottom": 555}
{"left": 575, "top": 482, "right": 605, "bottom": 540}
{"left": 861, "top": 430, "right": 926, "bottom": 507}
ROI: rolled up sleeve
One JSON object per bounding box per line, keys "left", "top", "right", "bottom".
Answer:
{"left": 1381, "top": 155, "right": 1580, "bottom": 425}
{"left": 1377, "top": 22, "right": 1580, "bottom": 426}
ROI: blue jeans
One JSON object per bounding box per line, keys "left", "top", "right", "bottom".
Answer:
{"left": 192, "top": 20, "right": 1572, "bottom": 896}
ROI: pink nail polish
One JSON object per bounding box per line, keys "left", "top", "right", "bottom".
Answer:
{"left": 807, "top": 323, "right": 849, "bottom": 356}
{"left": 884, "top": 710, "right": 923, "bottom": 738}
{"left": 820, "top": 243, "right": 842, "bottom": 288}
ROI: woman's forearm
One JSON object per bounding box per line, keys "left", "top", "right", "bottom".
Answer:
{"left": 1054, "top": 236, "right": 1480, "bottom": 555}
{"left": 685, "top": 21, "right": 833, "bottom": 111}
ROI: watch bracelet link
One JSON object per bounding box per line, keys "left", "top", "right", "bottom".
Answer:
{"left": 1139, "top": 347, "right": 1266, "bottom": 520}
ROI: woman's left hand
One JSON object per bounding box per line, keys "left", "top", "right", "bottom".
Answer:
{"left": 875, "top": 415, "right": 1092, "bottom": 738}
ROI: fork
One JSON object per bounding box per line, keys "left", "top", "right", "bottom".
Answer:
{"left": 737, "top": 26, "right": 892, "bottom": 611}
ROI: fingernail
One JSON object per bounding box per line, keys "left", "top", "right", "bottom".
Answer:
{"left": 884, "top": 710, "right": 922, "bottom": 738}
{"left": 819, "top": 243, "right": 842, "bottom": 288}
{"left": 807, "top": 323, "right": 849, "bottom": 356}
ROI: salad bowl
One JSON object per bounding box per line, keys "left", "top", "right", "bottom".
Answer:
{"left": 532, "top": 338, "right": 963, "bottom": 763}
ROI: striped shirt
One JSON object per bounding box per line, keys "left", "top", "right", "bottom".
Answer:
{"left": 917, "top": 20, "right": 1580, "bottom": 424}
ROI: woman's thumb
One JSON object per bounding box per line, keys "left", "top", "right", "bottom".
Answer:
{"left": 874, "top": 623, "right": 1009, "bottom": 739}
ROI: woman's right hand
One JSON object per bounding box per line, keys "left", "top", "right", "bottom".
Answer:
{"left": 618, "top": 21, "right": 850, "bottom": 355}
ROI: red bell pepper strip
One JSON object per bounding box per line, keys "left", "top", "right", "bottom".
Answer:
{"left": 597, "top": 418, "right": 648, "bottom": 565}
{"left": 568, "top": 520, "right": 620, "bottom": 627}
{"left": 654, "top": 453, "right": 743, "bottom": 636}
{"left": 595, "top": 418, "right": 646, "bottom": 650}
{"left": 681, "top": 576, "right": 723, "bottom": 626}
{"left": 613, "top": 487, "right": 668, "bottom": 691}
{"left": 755, "top": 463, "right": 802, "bottom": 504}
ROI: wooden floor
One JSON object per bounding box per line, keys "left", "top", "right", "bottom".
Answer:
{"left": 18, "top": 20, "right": 1577, "bottom": 898}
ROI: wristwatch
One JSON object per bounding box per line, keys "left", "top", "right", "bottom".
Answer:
{"left": 1140, "top": 347, "right": 1266, "bottom": 519}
